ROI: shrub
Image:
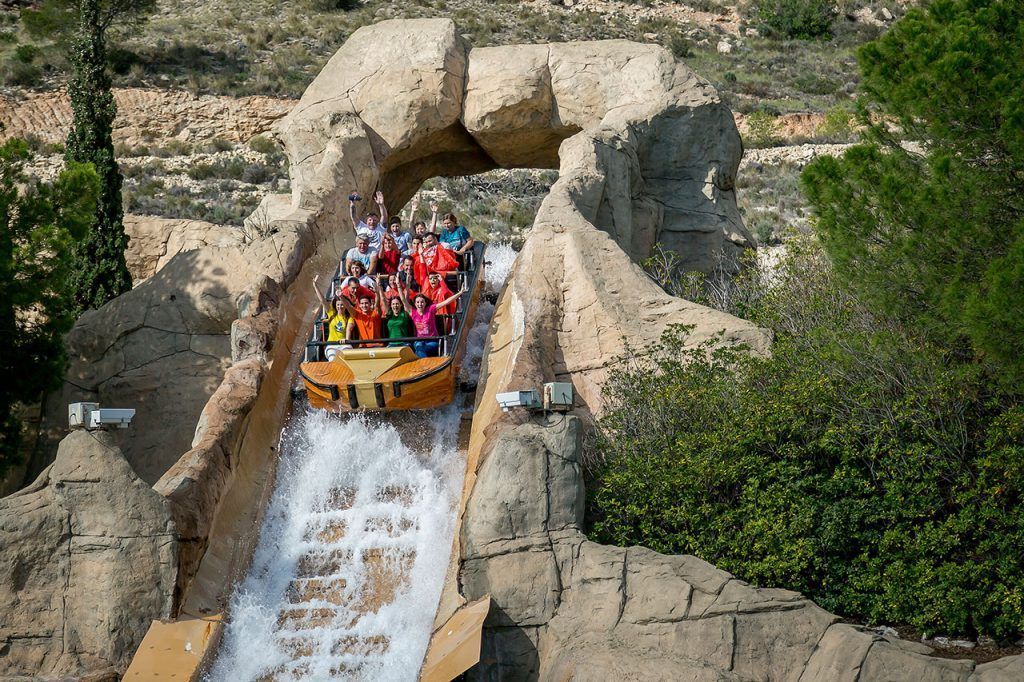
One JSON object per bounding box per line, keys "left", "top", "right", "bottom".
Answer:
{"left": 1, "top": 57, "right": 43, "bottom": 86}
{"left": 751, "top": 0, "right": 836, "bottom": 39}
{"left": 14, "top": 44, "right": 40, "bottom": 63}
{"left": 743, "top": 110, "right": 779, "bottom": 148}
{"left": 589, "top": 241, "right": 1024, "bottom": 638}
{"left": 248, "top": 135, "right": 278, "bottom": 155}
{"left": 815, "top": 106, "right": 856, "bottom": 141}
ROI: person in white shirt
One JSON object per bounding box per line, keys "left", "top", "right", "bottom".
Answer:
{"left": 348, "top": 190, "right": 388, "bottom": 250}
{"left": 344, "top": 234, "right": 377, "bottom": 274}
{"left": 346, "top": 261, "right": 377, "bottom": 290}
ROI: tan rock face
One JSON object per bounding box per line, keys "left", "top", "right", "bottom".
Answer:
{"left": 123, "top": 214, "right": 245, "bottom": 283}
{"left": 0, "top": 430, "right": 176, "bottom": 678}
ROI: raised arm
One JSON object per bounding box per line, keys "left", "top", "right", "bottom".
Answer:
{"left": 404, "top": 195, "right": 420, "bottom": 224}
{"left": 335, "top": 290, "right": 356, "bottom": 316}
{"left": 429, "top": 200, "right": 439, "bottom": 232}
{"left": 398, "top": 280, "right": 414, "bottom": 315}
{"left": 312, "top": 274, "right": 329, "bottom": 313}
{"left": 375, "top": 191, "right": 388, "bottom": 225}
{"left": 376, "top": 277, "right": 387, "bottom": 317}
{"left": 437, "top": 285, "right": 467, "bottom": 311}
{"left": 348, "top": 191, "right": 360, "bottom": 233}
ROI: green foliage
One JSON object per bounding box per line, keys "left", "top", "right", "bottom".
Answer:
{"left": 802, "top": 0, "right": 1024, "bottom": 384}
{"left": 21, "top": 0, "right": 157, "bottom": 43}
{"left": 743, "top": 110, "right": 779, "bottom": 148}
{"left": 589, "top": 242, "right": 1024, "bottom": 638}
{"left": 815, "top": 106, "right": 856, "bottom": 141}
{"left": 751, "top": 0, "right": 836, "bottom": 39}
{"left": 0, "top": 139, "right": 99, "bottom": 477}
{"left": 64, "top": 0, "right": 136, "bottom": 312}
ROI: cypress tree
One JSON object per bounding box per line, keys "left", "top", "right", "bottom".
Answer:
{"left": 64, "top": 0, "right": 132, "bottom": 312}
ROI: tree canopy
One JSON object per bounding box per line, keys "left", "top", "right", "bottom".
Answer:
{"left": 0, "top": 139, "right": 99, "bottom": 476}
{"left": 801, "top": 0, "right": 1024, "bottom": 382}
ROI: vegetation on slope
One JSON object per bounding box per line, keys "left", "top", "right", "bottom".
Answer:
{"left": 588, "top": 0, "right": 1024, "bottom": 639}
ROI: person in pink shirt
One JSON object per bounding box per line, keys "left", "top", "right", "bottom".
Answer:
{"left": 400, "top": 282, "right": 465, "bottom": 358}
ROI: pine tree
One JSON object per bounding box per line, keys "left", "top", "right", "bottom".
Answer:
{"left": 63, "top": 0, "right": 132, "bottom": 312}
{"left": 801, "top": 0, "right": 1024, "bottom": 382}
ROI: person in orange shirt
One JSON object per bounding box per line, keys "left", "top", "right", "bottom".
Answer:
{"left": 346, "top": 287, "right": 384, "bottom": 348}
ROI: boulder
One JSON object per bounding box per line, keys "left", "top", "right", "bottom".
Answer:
{"left": 123, "top": 214, "right": 244, "bottom": 283}
{"left": 0, "top": 430, "right": 176, "bottom": 678}
{"left": 277, "top": 19, "right": 752, "bottom": 271}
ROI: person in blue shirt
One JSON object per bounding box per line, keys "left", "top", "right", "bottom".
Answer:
{"left": 430, "top": 201, "right": 474, "bottom": 256}
{"left": 387, "top": 216, "right": 412, "bottom": 254}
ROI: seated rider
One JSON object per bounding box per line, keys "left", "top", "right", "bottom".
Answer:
{"left": 438, "top": 211, "right": 474, "bottom": 257}
{"left": 387, "top": 216, "right": 412, "bottom": 256}
{"left": 347, "top": 286, "right": 385, "bottom": 348}
{"left": 401, "top": 284, "right": 466, "bottom": 358}
{"left": 383, "top": 274, "right": 404, "bottom": 302}
{"left": 347, "top": 260, "right": 376, "bottom": 290}
{"left": 422, "top": 270, "right": 456, "bottom": 315}
{"left": 340, "top": 275, "right": 374, "bottom": 305}
{"left": 397, "top": 255, "right": 420, "bottom": 293}
{"left": 376, "top": 233, "right": 402, "bottom": 275}
{"left": 312, "top": 274, "right": 355, "bottom": 361}
{"left": 383, "top": 282, "right": 414, "bottom": 347}
{"left": 344, "top": 234, "right": 377, "bottom": 274}
{"left": 348, "top": 190, "right": 388, "bottom": 250}
{"left": 412, "top": 232, "right": 459, "bottom": 287}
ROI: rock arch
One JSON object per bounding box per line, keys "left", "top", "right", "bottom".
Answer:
{"left": 269, "top": 17, "right": 751, "bottom": 273}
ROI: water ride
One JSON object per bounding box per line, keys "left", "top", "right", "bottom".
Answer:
{"left": 299, "top": 242, "right": 486, "bottom": 411}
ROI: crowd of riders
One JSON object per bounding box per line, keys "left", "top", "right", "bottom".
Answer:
{"left": 313, "top": 191, "right": 475, "bottom": 360}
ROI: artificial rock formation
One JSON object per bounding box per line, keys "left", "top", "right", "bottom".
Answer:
{"left": 276, "top": 18, "right": 752, "bottom": 270}
{"left": 123, "top": 214, "right": 245, "bottom": 283}
{"left": 0, "top": 430, "right": 176, "bottom": 678}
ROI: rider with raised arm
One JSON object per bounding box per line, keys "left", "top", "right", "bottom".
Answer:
{"left": 347, "top": 283, "right": 385, "bottom": 348}
{"left": 400, "top": 280, "right": 466, "bottom": 358}
{"left": 348, "top": 189, "right": 389, "bottom": 250}
{"left": 313, "top": 274, "right": 355, "bottom": 361}
{"left": 382, "top": 278, "right": 415, "bottom": 347}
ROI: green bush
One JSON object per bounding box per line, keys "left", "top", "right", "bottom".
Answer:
{"left": 588, "top": 242, "right": 1024, "bottom": 638}
{"left": 14, "top": 44, "right": 40, "bottom": 63}
{"left": 751, "top": 0, "right": 835, "bottom": 39}
{"left": 1, "top": 57, "right": 43, "bottom": 86}
{"left": 743, "top": 110, "right": 779, "bottom": 148}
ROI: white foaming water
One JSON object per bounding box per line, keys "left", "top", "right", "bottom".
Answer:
{"left": 208, "top": 241, "right": 516, "bottom": 681}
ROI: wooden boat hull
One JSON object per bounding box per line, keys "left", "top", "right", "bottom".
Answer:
{"left": 299, "top": 252, "right": 484, "bottom": 412}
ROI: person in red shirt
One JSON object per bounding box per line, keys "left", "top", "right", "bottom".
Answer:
{"left": 412, "top": 233, "right": 459, "bottom": 287}
{"left": 376, "top": 233, "right": 402, "bottom": 275}
{"left": 347, "top": 288, "right": 384, "bottom": 348}
{"left": 421, "top": 271, "right": 456, "bottom": 315}
{"left": 339, "top": 276, "right": 374, "bottom": 306}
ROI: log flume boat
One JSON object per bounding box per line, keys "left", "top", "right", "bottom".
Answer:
{"left": 299, "top": 242, "right": 485, "bottom": 411}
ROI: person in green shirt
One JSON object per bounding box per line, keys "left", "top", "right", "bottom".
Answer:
{"left": 383, "top": 294, "right": 414, "bottom": 346}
